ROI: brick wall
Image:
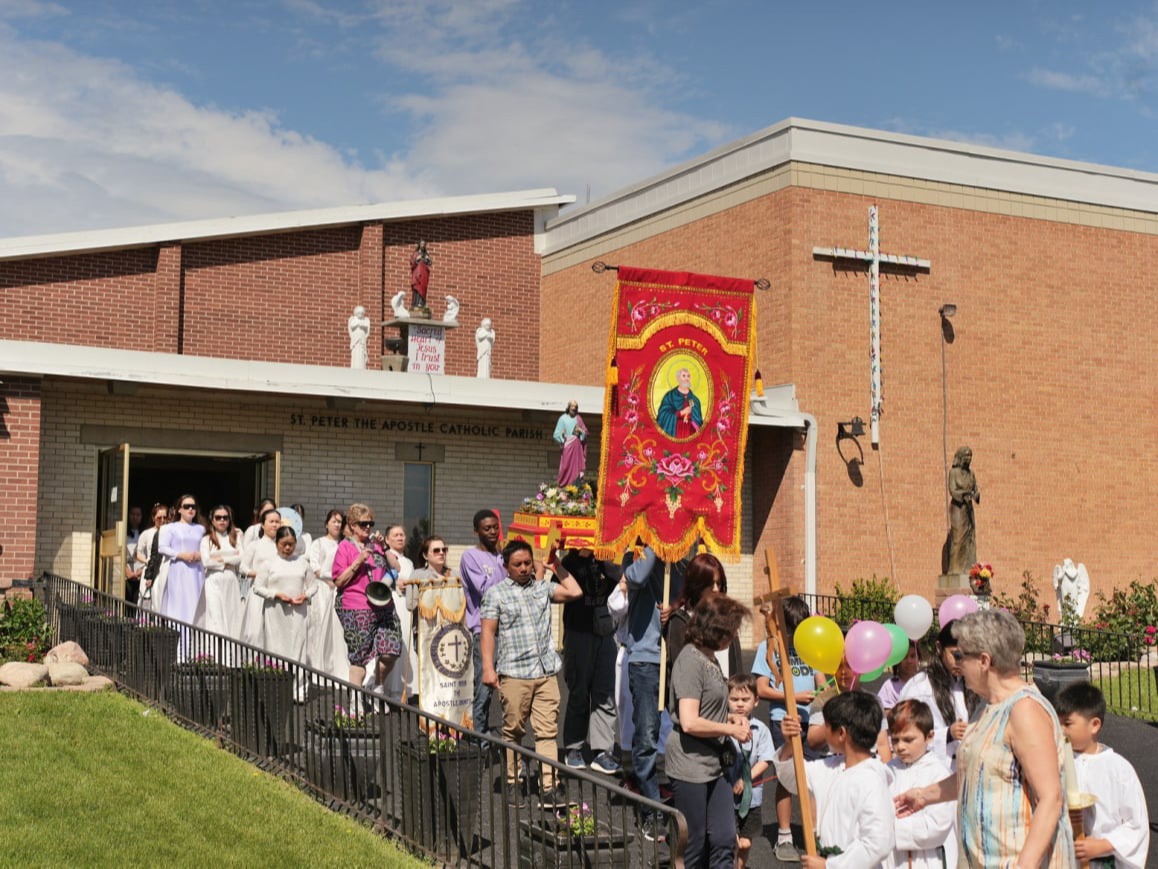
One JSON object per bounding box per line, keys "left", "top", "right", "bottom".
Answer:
{"left": 542, "top": 182, "right": 1158, "bottom": 602}
{"left": 1, "top": 210, "right": 541, "bottom": 379}
{"left": 0, "top": 377, "right": 42, "bottom": 582}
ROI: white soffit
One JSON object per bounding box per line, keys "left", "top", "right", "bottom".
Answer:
{"left": 544, "top": 117, "right": 1158, "bottom": 253}
{"left": 0, "top": 340, "right": 804, "bottom": 428}
{"left": 0, "top": 189, "right": 575, "bottom": 261}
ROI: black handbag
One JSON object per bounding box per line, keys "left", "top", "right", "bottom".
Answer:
{"left": 143, "top": 534, "right": 162, "bottom": 583}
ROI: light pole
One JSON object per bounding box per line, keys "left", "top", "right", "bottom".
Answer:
{"left": 939, "top": 304, "right": 957, "bottom": 531}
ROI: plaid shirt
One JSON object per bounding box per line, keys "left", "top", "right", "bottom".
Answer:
{"left": 480, "top": 576, "right": 560, "bottom": 679}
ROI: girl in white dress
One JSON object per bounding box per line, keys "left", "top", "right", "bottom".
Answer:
{"left": 247, "top": 527, "right": 316, "bottom": 699}
{"left": 136, "top": 504, "right": 170, "bottom": 610}
{"left": 198, "top": 505, "right": 245, "bottom": 638}
{"left": 242, "top": 498, "right": 277, "bottom": 549}
{"left": 304, "top": 510, "right": 349, "bottom": 677}
{"left": 240, "top": 507, "right": 281, "bottom": 599}
{"left": 381, "top": 523, "right": 415, "bottom": 701}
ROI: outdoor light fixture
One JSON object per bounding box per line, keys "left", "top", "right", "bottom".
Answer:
{"left": 939, "top": 303, "right": 957, "bottom": 318}
{"left": 837, "top": 416, "right": 866, "bottom": 440}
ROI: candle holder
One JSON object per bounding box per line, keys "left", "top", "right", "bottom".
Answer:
{"left": 1066, "top": 792, "right": 1097, "bottom": 869}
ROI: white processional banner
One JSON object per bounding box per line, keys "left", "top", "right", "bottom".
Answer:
{"left": 415, "top": 578, "right": 473, "bottom": 729}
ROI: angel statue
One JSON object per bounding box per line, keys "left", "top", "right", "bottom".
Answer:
{"left": 443, "top": 295, "right": 460, "bottom": 324}
{"left": 390, "top": 290, "right": 410, "bottom": 320}
{"left": 1052, "top": 558, "right": 1090, "bottom": 622}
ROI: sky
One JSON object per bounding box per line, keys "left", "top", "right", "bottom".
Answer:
{"left": 2, "top": 0, "right": 1158, "bottom": 237}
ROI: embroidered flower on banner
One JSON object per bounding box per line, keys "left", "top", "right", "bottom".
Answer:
{"left": 695, "top": 302, "right": 743, "bottom": 339}
{"left": 627, "top": 297, "right": 681, "bottom": 333}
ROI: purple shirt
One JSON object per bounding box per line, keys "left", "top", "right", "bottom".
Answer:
{"left": 460, "top": 547, "right": 505, "bottom": 634}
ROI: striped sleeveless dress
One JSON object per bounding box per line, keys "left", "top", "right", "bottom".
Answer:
{"left": 957, "top": 685, "right": 1076, "bottom": 867}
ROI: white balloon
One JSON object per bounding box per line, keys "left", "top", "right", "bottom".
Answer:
{"left": 895, "top": 594, "right": 934, "bottom": 640}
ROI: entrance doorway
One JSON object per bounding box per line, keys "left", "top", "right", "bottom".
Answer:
{"left": 94, "top": 447, "right": 280, "bottom": 594}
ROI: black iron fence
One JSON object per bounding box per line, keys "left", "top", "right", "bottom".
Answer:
{"left": 39, "top": 573, "right": 686, "bottom": 868}
{"left": 800, "top": 592, "right": 1158, "bottom": 722}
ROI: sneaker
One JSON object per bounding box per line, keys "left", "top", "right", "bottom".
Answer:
{"left": 641, "top": 814, "right": 667, "bottom": 843}
{"left": 538, "top": 785, "right": 570, "bottom": 809}
{"left": 589, "top": 751, "right": 622, "bottom": 775}
{"left": 774, "top": 840, "right": 801, "bottom": 863}
{"left": 564, "top": 749, "right": 586, "bottom": 769}
{"left": 506, "top": 783, "right": 527, "bottom": 809}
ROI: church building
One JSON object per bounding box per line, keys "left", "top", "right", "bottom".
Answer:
{"left": 1, "top": 119, "right": 1154, "bottom": 620}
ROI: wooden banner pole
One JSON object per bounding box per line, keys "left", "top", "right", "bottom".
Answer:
{"left": 657, "top": 560, "right": 672, "bottom": 712}
{"left": 762, "top": 548, "right": 817, "bottom": 858}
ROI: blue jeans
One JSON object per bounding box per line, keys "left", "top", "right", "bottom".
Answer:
{"left": 472, "top": 633, "right": 494, "bottom": 735}
{"left": 628, "top": 661, "right": 661, "bottom": 804}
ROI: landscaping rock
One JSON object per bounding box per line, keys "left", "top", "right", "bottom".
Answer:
{"left": 71, "top": 675, "right": 115, "bottom": 692}
{"left": 48, "top": 662, "right": 89, "bottom": 686}
{"left": 44, "top": 641, "right": 89, "bottom": 667}
{"left": 0, "top": 661, "right": 49, "bottom": 688}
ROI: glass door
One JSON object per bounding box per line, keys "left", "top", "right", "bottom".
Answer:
{"left": 255, "top": 450, "right": 281, "bottom": 507}
{"left": 95, "top": 443, "right": 130, "bottom": 595}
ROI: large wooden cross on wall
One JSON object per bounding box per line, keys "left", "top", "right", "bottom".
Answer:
{"left": 813, "top": 205, "right": 931, "bottom": 447}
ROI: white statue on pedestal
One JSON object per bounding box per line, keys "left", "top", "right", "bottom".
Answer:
{"left": 1052, "top": 558, "right": 1090, "bottom": 621}
{"left": 347, "top": 305, "right": 370, "bottom": 369}
{"left": 443, "top": 295, "right": 460, "bottom": 325}
{"left": 390, "top": 290, "right": 410, "bottom": 320}
{"left": 475, "top": 317, "right": 494, "bottom": 378}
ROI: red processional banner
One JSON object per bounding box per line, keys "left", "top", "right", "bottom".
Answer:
{"left": 594, "top": 266, "right": 756, "bottom": 562}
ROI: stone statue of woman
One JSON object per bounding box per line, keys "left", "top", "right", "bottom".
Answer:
{"left": 946, "top": 446, "right": 980, "bottom": 575}
{"left": 347, "top": 305, "right": 370, "bottom": 369}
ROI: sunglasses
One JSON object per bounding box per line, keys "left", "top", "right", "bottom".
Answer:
{"left": 428, "top": 547, "right": 447, "bottom": 554}
{"left": 950, "top": 649, "right": 978, "bottom": 663}
{"left": 180, "top": 503, "right": 197, "bottom": 510}
{"left": 212, "top": 514, "right": 230, "bottom": 521}
{"left": 355, "top": 521, "right": 376, "bottom": 529}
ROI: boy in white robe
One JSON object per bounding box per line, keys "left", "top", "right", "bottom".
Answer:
{"left": 775, "top": 690, "right": 895, "bottom": 868}
{"left": 1056, "top": 683, "right": 1150, "bottom": 868}
{"left": 885, "top": 699, "right": 956, "bottom": 869}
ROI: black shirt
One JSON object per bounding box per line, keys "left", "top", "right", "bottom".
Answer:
{"left": 560, "top": 552, "right": 622, "bottom": 634}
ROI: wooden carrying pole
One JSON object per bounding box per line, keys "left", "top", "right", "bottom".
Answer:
{"left": 657, "top": 561, "right": 672, "bottom": 711}
{"left": 761, "top": 548, "right": 817, "bottom": 858}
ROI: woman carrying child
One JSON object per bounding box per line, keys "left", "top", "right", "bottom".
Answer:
{"left": 665, "top": 591, "right": 751, "bottom": 868}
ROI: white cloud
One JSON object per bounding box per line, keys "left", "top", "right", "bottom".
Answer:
{"left": 0, "top": 23, "right": 432, "bottom": 236}
{"left": 1027, "top": 67, "right": 1107, "bottom": 96}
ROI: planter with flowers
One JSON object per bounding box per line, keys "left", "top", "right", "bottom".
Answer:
{"left": 304, "top": 704, "right": 382, "bottom": 804}
{"left": 171, "top": 653, "right": 233, "bottom": 729}
{"left": 229, "top": 657, "right": 293, "bottom": 756}
{"left": 509, "top": 482, "right": 598, "bottom": 551}
{"left": 517, "top": 802, "right": 634, "bottom": 868}
{"left": 1032, "top": 648, "right": 1091, "bottom": 704}
{"left": 399, "top": 731, "right": 485, "bottom": 859}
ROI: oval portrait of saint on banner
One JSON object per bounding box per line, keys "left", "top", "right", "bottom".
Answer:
{"left": 649, "top": 351, "right": 713, "bottom": 442}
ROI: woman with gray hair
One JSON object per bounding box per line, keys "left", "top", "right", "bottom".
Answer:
{"left": 896, "top": 610, "right": 1075, "bottom": 867}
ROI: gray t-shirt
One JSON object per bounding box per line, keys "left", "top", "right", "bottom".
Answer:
{"left": 664, "top": 644, "right": 731, "bottom": 783}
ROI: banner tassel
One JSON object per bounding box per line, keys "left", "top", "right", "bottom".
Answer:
{"left": 754, "top": 368, "right": 764, "bottom": 397}
{"left": 609, "top": 356, "right": 619, "bottom": 415}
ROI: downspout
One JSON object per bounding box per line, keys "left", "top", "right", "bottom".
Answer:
{"left": 801, "top": 413, "right": 818, "bottom": 597}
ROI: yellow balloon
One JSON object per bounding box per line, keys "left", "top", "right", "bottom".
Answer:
{"left": 793, "top": 616, "right": 845, "bottom": 675}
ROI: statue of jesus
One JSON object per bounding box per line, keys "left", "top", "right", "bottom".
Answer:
{"left": 945, "top": 446, "right": 980, "bottom": 575}
{"left": 410, "top": 240, "right": 432, "bottom": 310}
{"left": 554, "top": 401, "right": 588, "bottom": 486}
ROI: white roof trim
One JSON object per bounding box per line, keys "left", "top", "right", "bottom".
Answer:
{"left": 544, "top": 117, "right": 1158, "bottom": 254}
{"left": 0, "top": 189, "right": 576, "bottom": 261}
{"left": 0, "top": 340, "right": 804, "bottom": 427}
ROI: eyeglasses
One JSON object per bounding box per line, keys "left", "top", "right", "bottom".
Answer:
{"left": 355, "top": 521, "right": 376, "bottom": 529}
{"left": 428, "top": 547, "right": 447, "bottom": 554}
{"left": 180, "top": 503, "right": 197, "bottom": 510}
{"left": 212, "top": 514, "right": 229, "bottom": 521}
{"left": 951, "top": 649, "right": 978, "bottom": 663}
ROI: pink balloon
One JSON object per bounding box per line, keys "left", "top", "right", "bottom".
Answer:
{"left": 938, "top": 594, "right": 979, "bottom": 627}
{"left": 844, "top": 620, "right": 892, "bottom": 675}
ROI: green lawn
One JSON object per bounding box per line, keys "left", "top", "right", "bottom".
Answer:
{"left": 0, "top": 691, "right": 425, "bottom": 868}
{"left": 1095, "top": 667, "right": 1158, "bottom": 722}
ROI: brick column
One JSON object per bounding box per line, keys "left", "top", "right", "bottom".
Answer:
{"left": 359, "top": 223, "right": 385, "bottom": 368}
{"left": 0, "top": 377, "right": 42, "bottom": 583}
{"left": 154, "top": 242, "right": 183, "bottom": 353}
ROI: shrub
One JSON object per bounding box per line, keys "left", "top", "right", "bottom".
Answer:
{"left": 831, "top": 575, "right": 898, "bottom": 627}
{"left": 1089, "top": 580, "right": 1158, "bottom": 638}
{"left": 0, "top": 598, "right": 51, "bottom": 663}
{"left": 990, "top": 570, "right": 1051, "bottom": 625}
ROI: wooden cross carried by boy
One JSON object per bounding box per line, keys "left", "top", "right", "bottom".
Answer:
{"left": 757, "top": 547, "right": 817, "bottom": 858}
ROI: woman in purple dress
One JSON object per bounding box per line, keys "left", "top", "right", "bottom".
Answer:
{"left": 158, "top": 493, "right": 207, "bottom": 625}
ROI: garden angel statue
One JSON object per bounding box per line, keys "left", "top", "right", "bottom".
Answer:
{"left": 1052, "top": 558, "right": 1090, "bottom": 621}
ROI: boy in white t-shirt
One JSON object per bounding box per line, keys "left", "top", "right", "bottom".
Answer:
{"left": 775, "top": 691, "right": 895, "bottom": 868}
{"left": 1056, "top": 683, "right": 1150, "bottom": 868}
{"left": 885, "top": 699, "right": 955, "bottom": 869}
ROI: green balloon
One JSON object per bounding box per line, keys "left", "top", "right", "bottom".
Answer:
{"left": 861, "top": 665, "right": 886, "bottom": 682}
{"left": 884, "top": 623, "right": 910, "bottom": 668}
